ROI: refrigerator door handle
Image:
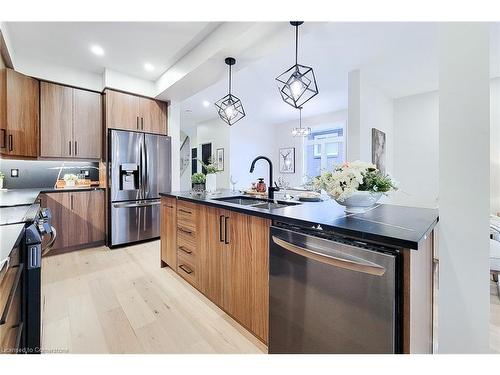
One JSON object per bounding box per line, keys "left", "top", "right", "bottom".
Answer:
{"left": 271, "top": 236, "right": 386, "bottom": 276}
{"left": 113, "top": 200, "right": 161, "bottom": 209}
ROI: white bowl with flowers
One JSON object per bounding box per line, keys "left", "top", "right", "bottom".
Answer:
{"left": 314, "top": 161, "right": 397, "bottom": 213}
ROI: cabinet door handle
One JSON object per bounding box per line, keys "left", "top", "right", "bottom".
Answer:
{"left": 224, "top": 216, "right": 230, "bottom": 245}
{"left": 219, "top": 215, "right": 224, "bottom": 242}
{"left": 0, "top": 129, "right": 6, "bottom": 148}
{"left": 8, "top": 134, "right": 13, "bottom": 151}
{"left": 141, "top": 117, "right": 144, "bottom": 130}
{"left": 136, "top": 116, "right": 139, "bottom": 130}
{"left": 69, "top": 141, "right": 72, "bottom": 155}
{"left": 179, "top": 208, "right": 192, "bottom": 214}
{"left": 70, "top": 194, "right": 74, "bottom": 210}
{"left": 178, "top": 246, "right": 192, "bottom": 254}
{"left": 179, "top": 264, "right": 193, "bottom": 275}
{"left": 74, "top": 141, "right": 78, "bottom": 156}
{"left": 178, "top": 227, "right": 192, "bottom": 235}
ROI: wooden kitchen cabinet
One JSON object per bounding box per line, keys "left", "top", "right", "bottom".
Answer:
{"left": 40, "top": 81, "right": 102, "bottom": 159}
{"left": 40, "top": 190, "right": 105, "bottom": 253}
{"left": 223, "top": 211, "right": 270, "bottom": 343}
{"left": 139, "top": 96, "right": 167, "bottom": 134}
{"left": 160, "top": 196, "right": 177, "bottom": 269}
{"left": 0, "top": 68, "right": 39, "bottom": 158}
{"left": 104, "top": 89, "right": 167, "bottom": 134}
{"left": 73, "top": 89, "right": 102, "bottom": 159}
{"left": 198, "top": 205, "right": 227, "bottom": 307}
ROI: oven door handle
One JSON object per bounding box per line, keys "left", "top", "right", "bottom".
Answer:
{"left": 42, "top": 227, "right": 57, "bottom": 257}
{"left": 272, "top": 236, "right": 386, "bottom": 276}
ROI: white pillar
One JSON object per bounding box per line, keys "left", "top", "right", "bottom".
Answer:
{"left": 438, "top": 23, "right": 490, "bottom": 353}
{"left": 168, "top": 101, "right": 181, "bottom": 191}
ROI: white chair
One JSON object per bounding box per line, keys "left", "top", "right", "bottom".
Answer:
{"left": 489, "top": 216, "right": 500, "bottom": 298}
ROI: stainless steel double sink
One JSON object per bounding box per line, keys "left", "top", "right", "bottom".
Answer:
{"left": 213, "top": 196, "right": 300, "bottom": 210}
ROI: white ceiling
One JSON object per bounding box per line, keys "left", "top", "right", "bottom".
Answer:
{"left": 180, "top": 22, "right": 500, "bottom": 128}
{"left": 4, "top": 22, "right": 220, "bottom": 80}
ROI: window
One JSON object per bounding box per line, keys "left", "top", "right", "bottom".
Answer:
{"left": 304, "top": 127, "right": 345, "bottom": 179}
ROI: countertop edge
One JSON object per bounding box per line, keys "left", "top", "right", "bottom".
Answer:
{"left": 160, "top": 192, "right": 439, "bottom": 250}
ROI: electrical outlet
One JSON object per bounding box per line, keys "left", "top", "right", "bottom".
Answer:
{"left": 81, "top": 169, "right": 90, "bottom": 177}
{"left": 11, "top": 169, "right": 19, "bottom": 177}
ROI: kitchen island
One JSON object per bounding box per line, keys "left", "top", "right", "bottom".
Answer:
{"left": 159, "top": 190, "right": 438, "bottom": 353}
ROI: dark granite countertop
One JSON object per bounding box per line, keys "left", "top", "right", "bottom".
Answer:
{"left": 160, "top": 190, "right": 439, "bottom": 250}
{"left": 0, "top": 187, "right": 104, "bottom": 207}
{"left": 0, "top": 223, "right": 25, "bottom": 273}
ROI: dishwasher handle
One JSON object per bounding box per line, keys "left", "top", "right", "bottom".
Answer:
{"left": 272, "top": 236, "right": 386, "bottom": 276}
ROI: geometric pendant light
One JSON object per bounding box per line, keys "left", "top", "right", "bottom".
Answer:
{"left": 275, "top": 21, "right": 319, "bottom": 109}
{"left": 215, "top": 57, "right": 246, "bottom": 126}
{"left": 291, "top": 107, "right": 311, "bottom": 137}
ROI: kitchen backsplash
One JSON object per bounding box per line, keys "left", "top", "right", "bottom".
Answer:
{"left": 0, "top": 159, "right": 99, "bottom": 189}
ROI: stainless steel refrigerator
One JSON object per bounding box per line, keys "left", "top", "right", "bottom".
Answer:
{"left": 108, "top": 129, "right": 171, "bottom": 247}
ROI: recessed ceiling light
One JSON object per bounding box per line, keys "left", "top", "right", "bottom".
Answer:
{"left": 202, "top": 100, "right": 210, "bottom": 108}
{"left": 144, "top": 63, "right": 154, "bottom": 71}
{"left": 90, "top": 44, "right": 105, "bottom": 56}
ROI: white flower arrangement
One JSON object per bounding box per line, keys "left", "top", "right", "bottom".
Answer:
{"left": 314, "top": 161, "right": 397, "bottom": 202}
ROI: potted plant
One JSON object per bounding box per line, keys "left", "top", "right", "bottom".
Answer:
{"left": 63, "top": 173, "right": 78, "bottom": 187}
{"left": 198, "top": 158, "right": 220, "bottom": 193}
{"left": 191, "top": 172, "right": 206, "bottom": 194}
{"left": 0, "top": 171, "right": 4, "bottom": 189}
{"left": 314, "top": 161, "right": 397, "bottom": 213}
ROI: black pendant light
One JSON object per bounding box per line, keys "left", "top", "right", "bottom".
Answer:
{"left": 276, "top": 21, "right": 319, "bottom": 109}
{"left": 215, "top": 57, "right": 245, "bottom": 126}
{"left": 291, "top": 107, "right": 311, "bottom": 137}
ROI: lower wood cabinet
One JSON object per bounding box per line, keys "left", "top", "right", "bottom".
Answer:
{"left": 40, "top": 190, "right": 105, "bottom": 253}
{"left": 160, "top": 197, "right": 270, "bottom": 344}
{"left": 160, "top": 197, "right": 177, "bottom": 269}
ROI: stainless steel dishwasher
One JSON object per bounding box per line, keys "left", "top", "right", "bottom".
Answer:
{"left": 269, "top": 223, "right": 403, "bottom": 354}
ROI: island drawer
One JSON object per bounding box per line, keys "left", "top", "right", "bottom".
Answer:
{"left": 177, "top": 201, "right": 197, "bottom": 231}
{"left": 177, "top": 234, "right": 197, "bottom": 258}
{"left": 177, "top": 253, "right": 197, "bottom": 287}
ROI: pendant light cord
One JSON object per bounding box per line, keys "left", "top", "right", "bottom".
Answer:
{"left": 295, "top": 24, "right": 299, "bottom": 65}
{"left": 228, "top": 64, "right": 232, "bottom": 94}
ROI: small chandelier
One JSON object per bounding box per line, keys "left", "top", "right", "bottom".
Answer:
{"left": 276, "top": 21, "right": 319, "bottom": 109}
{"left": 215, "top": 57, "right": 245, "bottom": 126}
{"left": 291, "top": 107, "right": 311, "bottom": 137}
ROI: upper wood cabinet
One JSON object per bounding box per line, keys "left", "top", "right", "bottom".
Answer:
{"left": 0, "top": 68, "right": 39, "bottom": 158}
{"left": 40, "top": 82, "right": 102, "bottom": 159}
{"left": 104, "top": 89, "right": 167, "bottom": 134}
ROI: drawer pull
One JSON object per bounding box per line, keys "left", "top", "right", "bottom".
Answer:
{"left": 178, "top": 246, "right": 192, "bottom": 254}
{"left": 179, "top": 264, "right": 193, "bottom": 274}
{"left": 163, "top": 205, "right": 174, "bottom": 209}
{"left": 179, "top": 208, "right": 192, "bottom": 214}
{"left": 0, "top": 264, "right": 23, "bottom": 325}
{"left": 178, "top": 227, "right": 193, "bottom": 235}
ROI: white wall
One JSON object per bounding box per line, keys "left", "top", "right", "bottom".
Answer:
{"left": 195, "top": 118, "right": 231, "bottom": 190}
{"left": 230, "top": 121, "right": 274, "bottom": 191}
{"left": 491, "top": 77, "right": 500, "bottom": 214}
{"left": 103, "top": 69, "right": 156, "bottom": 97}
{"left": 392, "top": 91, "right": 439, "bottom": 208}
{"left": 15, "top": 60, "right": 102, "bottom": 91}
{"left": 272, "top": 110, "right": 348, "bottom": 188}
{"left": 438, "top": 23, "right": 490, "bottom": 353}
{"left": 347, "top": 69, "right": 395, "bottom": 174}
{"left": 168, "top": 102, "right": 181, "bottom": 192}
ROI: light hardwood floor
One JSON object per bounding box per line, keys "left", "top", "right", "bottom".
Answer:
{"left": 40, "top": 240, "right": 500, "bottom": 354}
{"left": 41, "top": 241, "right": 267, "bottom": 354}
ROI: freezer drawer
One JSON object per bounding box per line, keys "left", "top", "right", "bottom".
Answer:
{"left": 110, "top": 200, "right": 160, "bottom": 246}
{"left": 269, "top": 226, "right": 401, "bottom": 354}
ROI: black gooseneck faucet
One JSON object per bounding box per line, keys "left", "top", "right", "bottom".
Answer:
{"left": 249, "top": 156, "right": 279, "bottom": 200}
